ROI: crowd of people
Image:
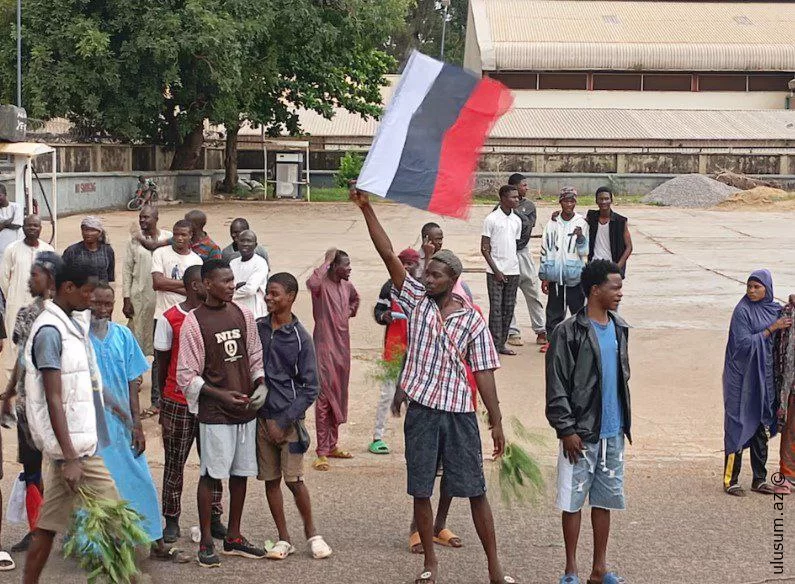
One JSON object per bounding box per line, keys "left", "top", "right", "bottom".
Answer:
{"left": 0, "top": 172, "right": 788, "bottom": 584}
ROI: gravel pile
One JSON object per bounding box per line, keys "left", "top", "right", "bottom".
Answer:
{"left": 642, "top": 174, "right": 740, "bottom": 208}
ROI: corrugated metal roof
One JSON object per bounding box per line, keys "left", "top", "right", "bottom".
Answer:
{"left": 491, "top": 109, "right": 795, "bottom": 141}
{"left": 470, "top": 0, "right": 795, "bottom": 71}
{"left": 278, "top": 103, "right": 795, "bottom": 142}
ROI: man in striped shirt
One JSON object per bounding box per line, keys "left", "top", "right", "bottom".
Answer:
{"left": 350, "top": 187, "right": 514, "bottom": 584}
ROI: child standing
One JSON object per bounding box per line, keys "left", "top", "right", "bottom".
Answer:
{"left": 256, "top": 272, "right": 332, "bottom": 561}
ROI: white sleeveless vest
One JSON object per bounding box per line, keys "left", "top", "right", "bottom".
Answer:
{"left": 24, "top": 301, "right": 100, "bottom": 459}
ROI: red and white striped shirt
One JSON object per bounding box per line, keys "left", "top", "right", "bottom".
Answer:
{"left": 393, "top": 275, "right": 499, "bottom": 413}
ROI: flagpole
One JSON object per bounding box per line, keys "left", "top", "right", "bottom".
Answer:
{"left": 16, "top": 0, "right": 22, "bottom": 107}
{"left": 439, "top": 0, "right": 450, "bottom": 61}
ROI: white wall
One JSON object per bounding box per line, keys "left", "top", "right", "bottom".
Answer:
{"left": 511, "top": 90, "right": 789, "bottom": 110}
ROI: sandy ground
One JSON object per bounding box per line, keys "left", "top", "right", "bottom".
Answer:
{"left": 2, "top": 200, "right": 795, "bottom": 583}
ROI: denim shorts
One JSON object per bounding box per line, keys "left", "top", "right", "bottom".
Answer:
{"left": 404, "top": 401, "right": 486, "bottom": 499}
{"left": 555, "top": 433, "right": 626, "bottom": 512}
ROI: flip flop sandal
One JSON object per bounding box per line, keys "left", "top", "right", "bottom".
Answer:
{"left": 409, "top": 531, "right": 423, "bottom": 554}
{"left": 328, "top": 448, "right": 353, "bottom": 459}
{"left": 308, "top": 535, "right": 332, "bottom": 559}
{"left": 587, "top": 572, "right": 625, "bottom": 584}
{"left": 312, "top": 457, "right": 330, "bottom": 471}
{"left": 491, "top": 577, "right": 517, "bottom": 584}
{"left": 725, "top": 485, "right": 746, "bottom": 497}
{"left": 368, "top": 440, "right": 390, "bottom": 455}
{"left": 751, "top": 482, "right": 776, "bottom": 494}
{"left": 266, "top": 540, "right": 296, "bottom": 560}
{"left": 0, "top": 551, "right": 15, "bottom": 571}
{"left": 560, "top": 575, "right": 580, "bottom": 584}
{"left": 140, "top": 407, "right": 159, "bottom": 419}
{"left": 415, "top": 571, "right": 436, "bottom": 584}
{"left": 498, "top": 348, "right": 517, "bottom": 356}
{"left": 433, "top": 528, "right": 462, "bottom": 548}
{"left": 151, "top": 546, "right": 190, "bottom": 563}
{"left": 773, "top": 483, "right": 791, "bottom": 495}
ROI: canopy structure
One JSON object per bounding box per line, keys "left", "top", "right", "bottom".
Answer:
{"left": 0, "top": 142, "right": 58, "bottom": 246}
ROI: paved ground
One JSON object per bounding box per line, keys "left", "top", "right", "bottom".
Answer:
{"left": 2, "top": 201, "right": 795, "bottom": 583}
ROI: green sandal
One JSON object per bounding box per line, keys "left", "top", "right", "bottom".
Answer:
{"left": 368, "top": 439, "right": 390, "bottom": 455}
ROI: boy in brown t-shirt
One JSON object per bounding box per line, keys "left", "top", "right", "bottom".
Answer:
{"left": 177, "top": 259, "right": 267, "bottom": 568}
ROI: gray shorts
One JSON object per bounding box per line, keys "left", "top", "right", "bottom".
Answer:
{"left": 199, "top": 420, "right": 258, "bottom": 479}
{"left": 555, "top": 434, "right": 626, "bottom": 513}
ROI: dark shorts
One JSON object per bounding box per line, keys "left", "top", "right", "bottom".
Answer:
{"left": 404, "top": 401, "right": 486, "bottom": 499}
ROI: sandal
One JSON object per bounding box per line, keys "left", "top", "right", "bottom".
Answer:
{"left": 328, "top": 448, "right": 353, "bottom": 459}
{"left": 308, "top": 535, "right": 332, "bottom": 559}
{"left": 415, "top": 570, "right": 436, "bottom": 584}
{"left": 539, "top": 343, "right": 550, "bottom": 353}
{"left": 725, "top": 484, "right": 746, "bottom": 497}
{"left": 312, "top": 456, "right": 330, "bottom": 471}
{"left": 266, "top": 540, "right": 296, "bottom": 560}
{"left": 433, "top": 528, "right": 462, "bottom": 548}
{"left": 498, "top": 348, "right": 517, "bottom": 356}
{"left": 368, "top": 439, "right": 390, "bottom": 455}
{"left": 491, "top": 577, "right": 517, "bottom": 584}
{"left": 751, "top": 482, "right": 776, "bottom": 495}
{"left": 0, "top": 550, "right": 15, "bottom": 571}
{"left": 140, "top": 406, "right": 159, "bottom": 419}
{"left": 559, "top": 575, "right": 580, "bottom": 584}
{"left": 151, "top": 546, "right": 190, "bottom": 563}
{"left": 409, "top": 531, "right": 423, "bottom": 554}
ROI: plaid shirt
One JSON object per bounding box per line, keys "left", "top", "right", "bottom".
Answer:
{"left": 393, "top": 275, "right": 499, "bottom": 413}
{"left": 191, "top": 235, "right": 222, "bottom": 261}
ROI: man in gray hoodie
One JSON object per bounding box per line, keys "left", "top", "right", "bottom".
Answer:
{"left": 255, "top": 272, "right": 332, "bottom": 561}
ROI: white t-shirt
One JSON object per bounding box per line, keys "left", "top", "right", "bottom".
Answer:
{"left": 151, "top": 246, "right": 203, "bottom": 319}
{"left": 230, "top": 254, "right": 269, "bottom": 319}
{"left": 0, "top": 202, "right": 24, "bottom": 264}
{"left": 593, "top": 221, "right": 612, "bottom": 261}
{"left": 482, "top": 208, "right": 521, "bottom": 275}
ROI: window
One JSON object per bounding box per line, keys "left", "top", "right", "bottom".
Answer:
{"left": 538, "top": 73, "right": 588, "bottom": 90}
{"left": 642, "top": 74, "right": 692, "bottom": 91}
{"left": 698, "top": 74, "right": 747, "bottom": 91}
{"left": 593, "top": 73, "right": 642, "bottom": 91}
{"left": 488, "top": 72, "right": 538, "bottom": 90}
{"left": 748, "top": 74, "right": 793, "bottom": 91}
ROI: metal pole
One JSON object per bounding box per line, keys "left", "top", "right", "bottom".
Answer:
{"left": 16, "top": 0, "right": 22, "bottom": 107}
{"left": 440, "top": 4, "right": 448, "bottom": 61}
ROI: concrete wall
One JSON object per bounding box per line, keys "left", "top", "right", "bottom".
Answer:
{"left": 510, "top": 89, "right": 789, "bottom": 110}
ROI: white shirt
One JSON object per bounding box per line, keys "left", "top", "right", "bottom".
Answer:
{"left": 593, "top": 221, "right": 612, "bottom": 261}
{"left": 482, "top": 208, "right": 521, "bottom": 275}
{"left": 151, "top": 246, "right": 203, "bottom": 319}
{"left": 230, "top": 254, "right": 269, "bottom": 319}
{"left": 153, "top": 304, "right": 189, "bottom": 352}
{"left": 0, "top": 202, "right": 24, "bottom": 265}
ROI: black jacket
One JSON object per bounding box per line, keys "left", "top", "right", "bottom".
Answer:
{"left": 545, "top": 308, "right": 632, "bottom": 443}
{"left": 256, "top": 315, "right": 319, "bottom": 430}
{"left": 586, "top": 209, "right": 628, "bottom": 275}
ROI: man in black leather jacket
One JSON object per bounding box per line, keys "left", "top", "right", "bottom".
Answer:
{"left": 545, "top": 259, "right": 632, "bottom": 584}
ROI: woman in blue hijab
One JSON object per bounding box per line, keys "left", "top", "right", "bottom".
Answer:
{"left": 723, "top": 269, "right": 792, "bottom": 496}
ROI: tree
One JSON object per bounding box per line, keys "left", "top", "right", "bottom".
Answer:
{"left": 2, "top": 0, "right": 408, "bottom": 177}
{"left": 386, "top": 0, "right": 467, "bottom": 67}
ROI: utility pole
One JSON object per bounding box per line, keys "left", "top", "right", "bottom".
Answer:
{"left": 437, "top": 0, "right": 451, "bottom": 61}
{"left": 16, "top": 0, "right": 21, "bottom": 107}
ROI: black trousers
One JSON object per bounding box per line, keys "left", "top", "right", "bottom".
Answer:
{"left": 724, "top": 424, "right": 768, "bottom": 489}
{"left": 545, "top": 282, "right": 586, "bottom": 336}
{"left": 486, "top": 273, "right": 520, "bottom": 351}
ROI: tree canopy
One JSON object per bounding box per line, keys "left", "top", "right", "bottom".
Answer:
{"left": 2, "top": 0, "right": 409, "bottom": 172}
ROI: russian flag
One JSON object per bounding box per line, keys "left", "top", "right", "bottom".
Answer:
{"left": 356, "top": 51, "right": 513, "bottom": 219}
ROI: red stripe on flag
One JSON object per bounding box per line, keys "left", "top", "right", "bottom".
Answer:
{"left": 427, "top": 78, "right": 513, "bottom": 219}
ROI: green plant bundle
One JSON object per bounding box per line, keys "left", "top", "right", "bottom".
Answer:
{"left": 372, "top": 349, "right": 406, "bottom": 385}
{"left": 63, "top": 487, "right": 150, "bottom": 583}
{"left": 492, "top": 417, "right": 546, "bottom": 506}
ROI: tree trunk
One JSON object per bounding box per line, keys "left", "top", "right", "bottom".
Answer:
{"left": 222, "top": 122, "right": 241, "bottom": 193}
{"left": 169, "top": 125, "right": 204, "bottom": 170}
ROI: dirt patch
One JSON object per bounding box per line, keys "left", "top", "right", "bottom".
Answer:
{"left": 715, "top": 186, "right": 795, "bottom": 210}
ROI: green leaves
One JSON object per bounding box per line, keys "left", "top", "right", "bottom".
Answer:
{"left": 63, "top": 487, "right": 150, "bottom": 584}
{"left": 336, "top": 151, "right": 365, "bottom": 188}
{"left": 492, "top": 417, "right": 546, "bottom": 507}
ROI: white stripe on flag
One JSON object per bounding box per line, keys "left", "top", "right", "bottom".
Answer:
{"left": 357, "top": 51, "right": 444, "bottom": 198}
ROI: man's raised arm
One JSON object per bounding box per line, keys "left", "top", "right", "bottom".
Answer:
{"left": 349, "top": 184, "right": 407, "bottom": 290}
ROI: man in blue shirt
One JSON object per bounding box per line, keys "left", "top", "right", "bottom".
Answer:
{"left": 546, "top": 259, "right": 632, "bottom": 584}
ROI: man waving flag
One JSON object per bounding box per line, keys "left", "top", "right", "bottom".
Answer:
{"left": 356, "top": 51, "right": 513, "bottom": 219}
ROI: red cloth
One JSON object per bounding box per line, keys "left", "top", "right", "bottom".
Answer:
{"left": 383, "top": 299, "right": 408, "bottom": 362}
{"left": 161, "top": 305, "right": 188, "bottom": 405}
